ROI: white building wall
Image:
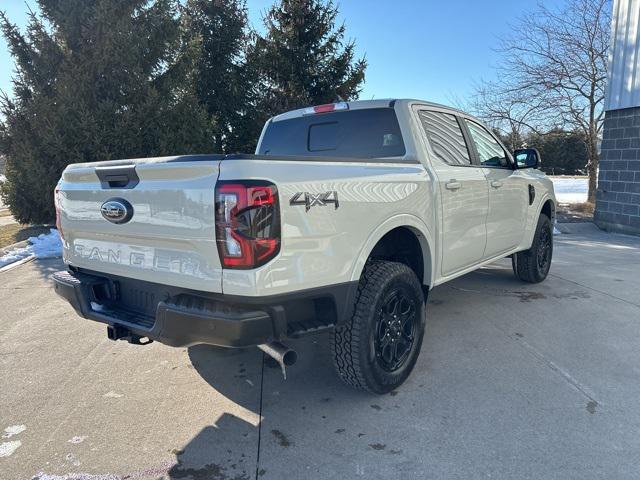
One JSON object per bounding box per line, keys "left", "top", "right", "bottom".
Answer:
{"left": 605, "top": 0, "right": 640, "bottom": 111}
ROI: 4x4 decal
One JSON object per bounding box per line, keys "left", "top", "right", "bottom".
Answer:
{"left": 290, "top": 191, "right": 339, "bottom": 211}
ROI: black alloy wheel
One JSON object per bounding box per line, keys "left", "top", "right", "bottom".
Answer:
{"left": 374, "top": 288, "right": 417, "bottom": 372}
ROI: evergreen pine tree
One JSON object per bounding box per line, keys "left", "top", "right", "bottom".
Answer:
{"left": 0, "top": 0, "right": 213, "bottom": 224}
{"left": 183, "top": 0, "right": 255, "bottom": 153}
{"left": 248, "top": 0, "right": 367, "bottom": 145}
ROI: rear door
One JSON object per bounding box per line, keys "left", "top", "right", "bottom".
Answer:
{"left": 417, "top": 110, "right": 489, "bottom": 276}
{"left": 462, "top": 119, "right": 528, "bottom": 257}
{"left": 59, "top": 156, "right": 224, "bottom": 293}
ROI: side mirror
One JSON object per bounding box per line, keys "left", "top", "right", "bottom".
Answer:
{"left": 513, "top": 148, "right": 541, "bottom": 169}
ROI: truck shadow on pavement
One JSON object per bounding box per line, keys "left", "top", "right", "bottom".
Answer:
{"left": 167, "top": 417, "right": 260, "bottom": 480}
{"left": 184, "top": 337, "right": 372, "bottom": 478}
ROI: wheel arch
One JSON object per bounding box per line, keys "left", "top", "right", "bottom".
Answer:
{"left": 349, "top": 215, "right": 435, "bottom": 288}
{"left": 540, "top": 197, "right": 556, "bottom": 223}
{"left": 522, "top": 195, "right": 556, "bottom": 250}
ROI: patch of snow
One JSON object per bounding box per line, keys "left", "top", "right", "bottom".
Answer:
{"left": 550, "top": 177, "right": 588, "bottom": 204}
{"left": 31, "top": 229, "right": 63, "bottom": 258}
{"left": 553, "top": 226, "right": 561, "bottom": 235}
{"left": 68, "top": 436, "right": 87, "bottom": 444}
{"left": 2, "top": 425, "right": 26, "bottom": 438}
{"left": 0, "top": 440, "right": 21, "bottom": 457}
{"left": 32, "top": 462, "right": 175, "bottom": 480}
{"left": 103, "top": 391, "right": 123, "bottom": 398}
{"left": 0, "top": 228, "right": 62, "bottom": 269}
{"left": 65, "top": 452, "right": 82, "bottom": 467}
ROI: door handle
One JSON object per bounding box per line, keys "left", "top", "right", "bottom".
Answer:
{"left": 445, "top": 180, "right": 462, "bottom": 191}
{"left": 491, "top": 180, "right": 503, "bottom": 188}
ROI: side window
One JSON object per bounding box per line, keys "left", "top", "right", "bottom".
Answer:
{"left": 464, "top": 120, "right": 509, "bottom": 168}
{"left": 418, "top": 111, "right": 471, "bottom": 166}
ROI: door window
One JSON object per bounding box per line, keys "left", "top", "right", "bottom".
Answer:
{"left": 418, "top": 111, "right": 472, "bottom": 166}
{"left": 464, "top": 120, "right": 510, "bottom": 168}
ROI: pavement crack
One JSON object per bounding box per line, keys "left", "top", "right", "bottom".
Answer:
{"left": 484, "top": 314, "right": 599, "bottom": 405}
{"left": 513, "top": 335, "right": 599, "bottom": 404}
{"left": 254, "top": 353, "right": 265, "bottom": 480}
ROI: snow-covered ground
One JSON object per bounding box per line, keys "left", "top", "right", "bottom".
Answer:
{"left": 549, "top": 176, "right": 588, "bottom": 204}
{"left": 0, "top": 229, "right": 62, "bottom": 269}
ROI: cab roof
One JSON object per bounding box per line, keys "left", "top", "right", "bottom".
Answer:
{"left": 270, "top": 98, "right": 467, "bottom": 123}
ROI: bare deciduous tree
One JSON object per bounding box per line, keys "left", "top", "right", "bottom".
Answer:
{"left": 473, "top": 0, "right": 611, "bottom": 203}
{"left": 471, "top": 82, "right": 550, "bottom": 151}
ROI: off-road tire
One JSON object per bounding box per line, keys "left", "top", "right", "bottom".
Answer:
{"left": 512, "top": 213, "right": 553, "bottom": 283}
{"left": 331, "top": 260, "right": 425, "bottom": 394}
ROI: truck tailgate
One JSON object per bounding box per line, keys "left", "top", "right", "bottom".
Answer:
{"left": 58, "top": 155, "right": 223, "bottom": 293}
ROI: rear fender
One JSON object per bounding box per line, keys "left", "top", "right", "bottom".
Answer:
{"left": 349, "top": 214, "right": 435, "bottom": 287}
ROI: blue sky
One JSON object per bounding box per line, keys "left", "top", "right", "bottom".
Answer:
{"left": 1, "top": 0, "right": 541, "bottom": 105}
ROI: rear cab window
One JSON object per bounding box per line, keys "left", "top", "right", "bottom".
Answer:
{"left": 258, "top": 108, "right": 406, "bottom": 159}
{"left": 418, "top": 110, "right": 472, "bottom": 166}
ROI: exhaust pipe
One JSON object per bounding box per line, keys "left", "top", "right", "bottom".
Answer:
{"left": 258, "top": 342, "right": 297, "bottom": 379}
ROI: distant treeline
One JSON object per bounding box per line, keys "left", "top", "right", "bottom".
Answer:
{"left": 495, "top": 129, "right": 589, "bottom": 176}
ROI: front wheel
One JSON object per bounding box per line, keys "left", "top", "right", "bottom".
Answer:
{"left": 512, "top": 213, "right": 553, "bottom": 283}
{"left": 331, "top": 260, "right": 425, "bottom": 394}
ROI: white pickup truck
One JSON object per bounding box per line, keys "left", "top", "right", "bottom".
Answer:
{"left": 53, "top": 99, "right": 555, "bottom": 393}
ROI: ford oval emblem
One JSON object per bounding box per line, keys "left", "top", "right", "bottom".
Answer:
{"left": 100, "top": 198, "right": 133, "bottom": 224}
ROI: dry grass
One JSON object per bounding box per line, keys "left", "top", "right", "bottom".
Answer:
{"left": 567, "top": 201, "right": 595, "bottom": 215}
{"left": 547, "top": 175, "right": 589, "bottom": 180}
{"left": 0, "top": 224, "right": 52, "bottom": 250}
{"left": 556, "top": 201, "right": 595, "bottom": 223}
{"left": 0, "top": 210, "right": 12, "bottom": 218}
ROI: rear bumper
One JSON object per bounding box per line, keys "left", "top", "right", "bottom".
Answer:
{"left": 53, "top": 268, "right": 356, "bottom": 348}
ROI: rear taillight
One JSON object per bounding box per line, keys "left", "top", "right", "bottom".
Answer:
{"left": 215, "top": 181, "right": 280, "bottom": 269}
{"left": 54, "top": 185, "right": 64, "bottom": 239}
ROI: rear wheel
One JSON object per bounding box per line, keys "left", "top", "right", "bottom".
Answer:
{"left": 512, "top": 213, "right": 553, "bottom": 283}
{"left": 331, "top": 260, "right": 425, "bottom": 394}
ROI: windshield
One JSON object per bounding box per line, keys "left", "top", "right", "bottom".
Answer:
{"left": 257, "top": 107, "right": 406, "bottom": 159}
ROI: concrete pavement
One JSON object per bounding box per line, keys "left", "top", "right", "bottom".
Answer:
{"left": 1, "top": 226, "right": 639, "bottom": 479}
